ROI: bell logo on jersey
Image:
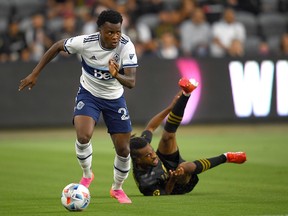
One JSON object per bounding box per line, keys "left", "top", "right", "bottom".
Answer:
{"left": 94, "top": 70, "right": 113, "bottom": 80}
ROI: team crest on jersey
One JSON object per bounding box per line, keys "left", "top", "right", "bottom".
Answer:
{"left": 129, "top": 54, "right": 134, "bottom": 60}
{"left": 153, "top": 190, "right": 160, "bottom": 196}
{"left": 76, "top": 101, "right": 85, "bottom": 110}
{"left": 113, "top": 53, "right": 120, "bottom": 63}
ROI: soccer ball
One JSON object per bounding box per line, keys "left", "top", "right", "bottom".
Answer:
{"left": 61, "top": 183, "right": 90, "bottom": 211}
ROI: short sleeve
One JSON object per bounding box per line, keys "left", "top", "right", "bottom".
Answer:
{"left": 122, "top": 41, "right": 138, "bottom": 68}
{"left": 63, "top": 35, "right": 85, "bottom": 54}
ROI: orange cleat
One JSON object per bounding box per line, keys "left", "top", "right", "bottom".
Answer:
{"left": 226, "top": 152, "right": 247, "bottom": 164}
{"left": 178, "top": 77, "right": 198, "bottom": 94}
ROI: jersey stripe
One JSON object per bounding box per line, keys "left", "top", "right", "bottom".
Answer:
{"left": 120, "top": 36, "right": 129, "bottom": 44}
{"left": 123, "top": 63, "right": 138, "bottom": 68}
{"left": 81, "top": 58, "right": 97, "bottom": 76}
{"left": 83, "top": 34, "right": 99, "bottom": 43}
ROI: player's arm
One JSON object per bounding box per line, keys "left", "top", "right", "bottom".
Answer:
{"left": 165, "top": 167, "right": 185, "bottom": 194}
{"left": 18, "top": 39, "right": 66, "bottom": 91}
{"left": 144, "top": 91, "right": 182, "bottom": 133}
{"left": 109, "top": 59, "right": 136, "bottom": 89}
{"left": 165, "top": 176, "right": 177, "bottom": 195}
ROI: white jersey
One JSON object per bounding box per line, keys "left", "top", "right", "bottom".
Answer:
{"left": 64, "top": 32, "right": 138, "bottom": 99}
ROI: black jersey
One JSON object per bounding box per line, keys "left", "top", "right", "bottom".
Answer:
{"left": 133, "top": 158, "right": 169, "bottom": 196}
{"left": 132, "top": 130, "right": 199, "bottom": 196}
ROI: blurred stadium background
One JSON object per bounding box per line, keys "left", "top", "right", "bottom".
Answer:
{"left": 0, "top": 0, "right": 288, "bottom": 127}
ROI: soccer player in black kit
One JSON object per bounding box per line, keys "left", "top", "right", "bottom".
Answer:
{"left": 130, "top": 78, "right": 247, "bottom": 196}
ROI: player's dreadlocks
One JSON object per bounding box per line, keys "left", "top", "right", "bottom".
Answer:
{"left": 97, "top": 10, "right": 123, "bottom": 28}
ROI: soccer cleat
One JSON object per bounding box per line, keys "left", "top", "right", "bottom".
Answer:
{"left": 110, "top": 188, "right": 132, "bottom": 204}
{"left": 79, "top": 172, "right": 94, "bottom": 188}
{"left": 226, "top": 152, "right": 247, "bottom": 164}
{"left": 178, "top": 77, "right": 198, "bottom": 94}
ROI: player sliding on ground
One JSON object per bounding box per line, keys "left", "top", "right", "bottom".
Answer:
{"left": 130, "top": 77, "right": 247, "bottom": 196}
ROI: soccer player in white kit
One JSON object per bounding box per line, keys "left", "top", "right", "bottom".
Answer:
{"left": 19, "top": 10, "right": 138, "bottom": 204}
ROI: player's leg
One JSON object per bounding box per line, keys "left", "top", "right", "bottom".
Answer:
{"left": 109, "top": 133, "right": 132, "bottom": 203}
{"left": 110, "top": 132, "right": 131, "bottom": 190}
{"left": 103, "top": 95, "right": 132, "bottom": 203}
{"left": 74, "top": 114, "right": 95, "bottom": 183}
{"left": 74, "top": 115, "right": 95, "bottom": 188}
{"left": 73, "top": 87, "right": 100, "bottom": 188}
{"left": 158, "top": 78, "right": 198, "bottom": 155}
{"left": 179, "top": 152, "right": 247, "bottom": 175}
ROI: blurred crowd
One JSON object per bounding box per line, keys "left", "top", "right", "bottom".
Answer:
{"left": 0, "top": 0, "right": 288, "bottom": 63}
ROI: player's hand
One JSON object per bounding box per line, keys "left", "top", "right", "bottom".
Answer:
{"left": 169, "top": 167, "right": 185, "bottom": 181}
{"left": 18, "top": 74, "right": 38, "bottom": 91}
{"left": 109, "top": 59, "right": 119, "bottom": 78}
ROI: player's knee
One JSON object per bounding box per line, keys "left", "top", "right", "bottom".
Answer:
{"left": 181, "top": 162, "right": 196, "bottom": 173}
{"left": 115, "top": 145, "right": 130, "bottom": 157}
{"left": 161, "top": 132, "right": 174, "bottom": 143}
{"left": 77, "top": 135, "right": 92, "bottom": 144}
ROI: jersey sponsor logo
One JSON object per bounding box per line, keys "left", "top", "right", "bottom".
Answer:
{"left": 94, "top": 70, "right": 113, "bottom": 80}
{"left": 81, "top": 58, "right": 113, "bottom": 80}
{"left": 76, "top": 101, "right": 85, "bottom": 110}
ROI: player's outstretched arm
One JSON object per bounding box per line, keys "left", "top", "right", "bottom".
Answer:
{"left": 144, "top": 91, "right": 182, "bottom": 133}
{"left": 18, "top": 39, "right": 66, "bottom": 91}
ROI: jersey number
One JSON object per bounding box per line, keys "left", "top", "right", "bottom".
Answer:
{"left": 118, "top": 108, "right": 129, "bottom": 120}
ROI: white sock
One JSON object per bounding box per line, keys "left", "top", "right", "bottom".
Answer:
{"left": 75, "top": 140, "right": 93, "bottom": 178}
{"left": 224, "top": 153, "right": 228, "bottom": 161}
{"left": 112, "top": 154, "right": 131, "bottom": 190}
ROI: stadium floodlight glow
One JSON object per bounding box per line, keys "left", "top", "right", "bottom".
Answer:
{"left": 176, "top": 59, "right": 201, "bottom": 124}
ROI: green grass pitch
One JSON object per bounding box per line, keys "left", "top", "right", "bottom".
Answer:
{"left": 0, "top": 124, "right": 288, "bottom": 216}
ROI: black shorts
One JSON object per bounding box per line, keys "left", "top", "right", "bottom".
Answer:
{"left": 156, "top": 149, "right": 199, "bottom": 195}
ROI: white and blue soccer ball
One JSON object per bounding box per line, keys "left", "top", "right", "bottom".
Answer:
{"left": 61, "top": 183, "right": 90, "bottom": 211}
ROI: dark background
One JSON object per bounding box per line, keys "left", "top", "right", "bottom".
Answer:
{"left": 1, "top": 56, "right": 287, "bottom": 128}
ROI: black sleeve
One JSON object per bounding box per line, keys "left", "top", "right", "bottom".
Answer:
{"left": 141, "top": 130, "right": 153, "bottom": 143}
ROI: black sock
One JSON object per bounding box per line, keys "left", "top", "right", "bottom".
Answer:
{"left": 164, "top": 94, "right": 189, "bottom": 133}
{"left": 193, "top": 154, "right": 227, "bottom": 174}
